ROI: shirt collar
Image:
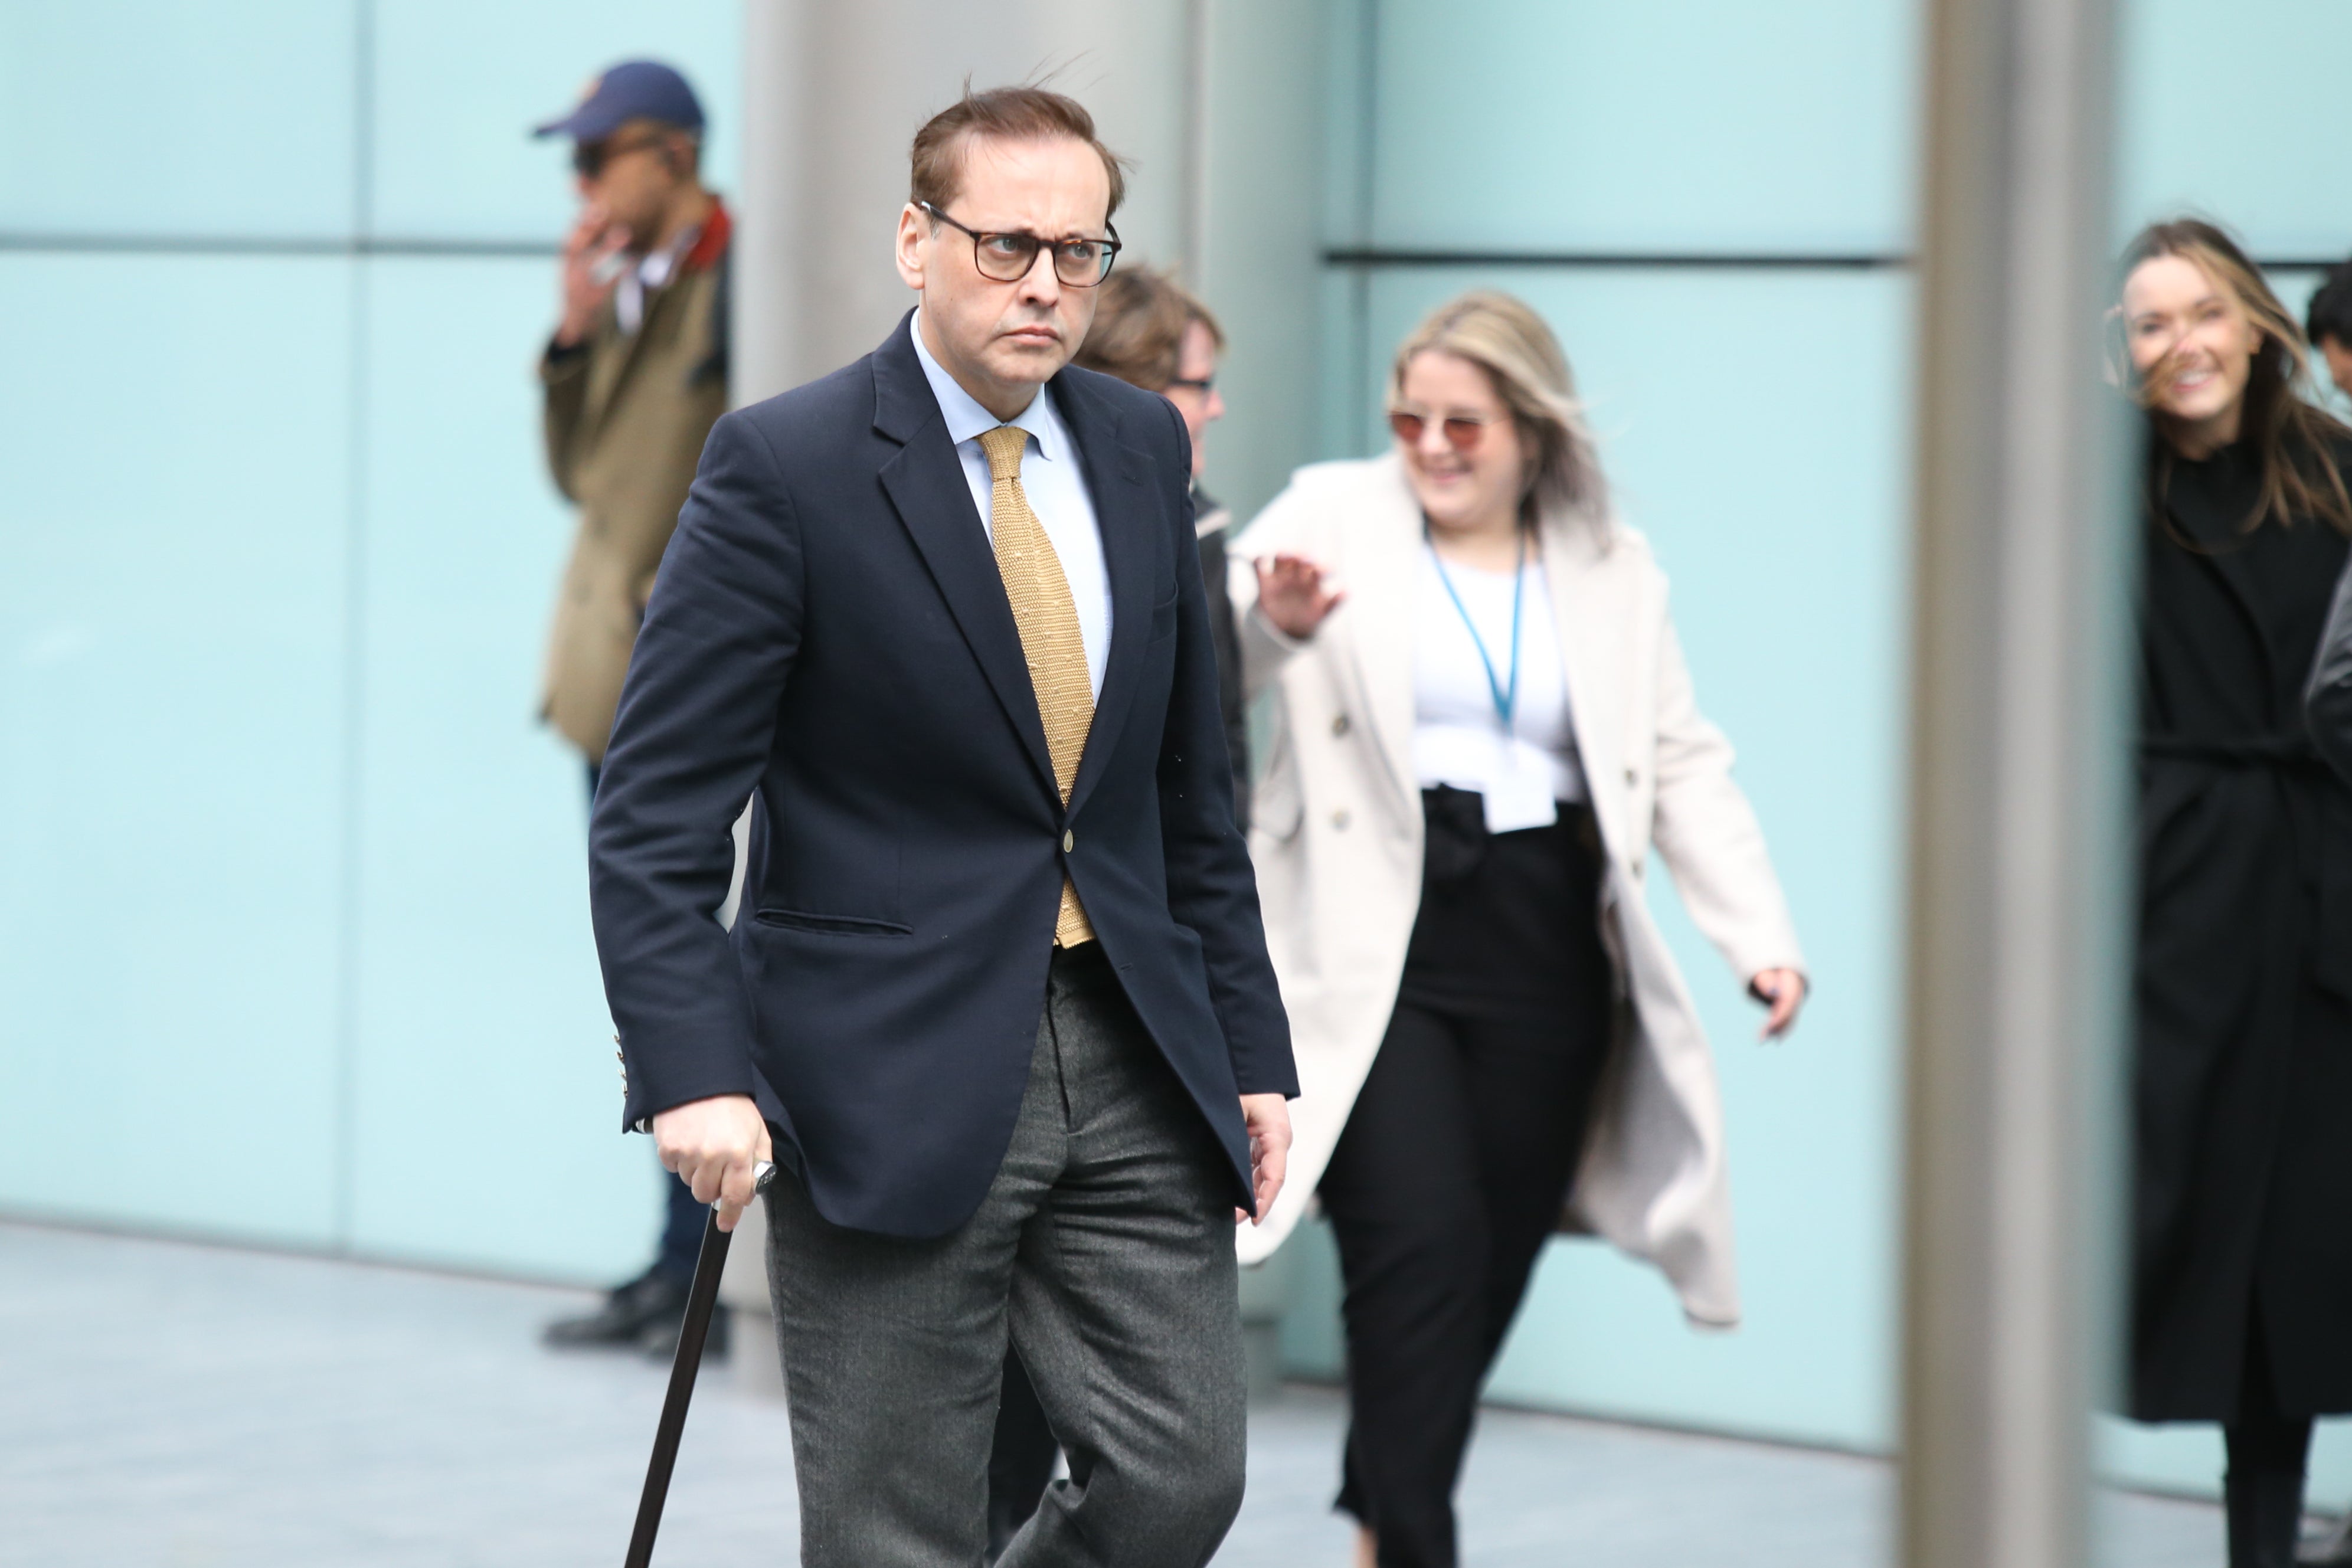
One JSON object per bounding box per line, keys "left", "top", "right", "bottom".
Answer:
{"left": 910, "top": 308, "right": 1069, "bottom": 466}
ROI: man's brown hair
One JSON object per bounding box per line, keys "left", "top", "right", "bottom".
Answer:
{"left": 909, "top": 86, "right": 1128, "bottom": 225}
{"left": 1072, "top": 267, "right": 1224, "bottom": 392}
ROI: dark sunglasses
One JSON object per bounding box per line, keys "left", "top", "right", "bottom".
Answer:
{"left": 573, "top": 130, "right": 672, "bottom": 179}
{"left": 1388, "top": 408, "right": 1498, "bottom": 454}
{"left": 919, "top": 202, "right": 1121, "bottom": 287}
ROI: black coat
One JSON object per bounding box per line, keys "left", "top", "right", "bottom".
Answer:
{"left": 2131, "top": 435, "right": 2352, "bottom": 1420}
{"left": 1192, "top": 486, "right": 1251, "bottom": 833}
{"left": 588, "top": 313, "right": 1296, "bottom": 1238}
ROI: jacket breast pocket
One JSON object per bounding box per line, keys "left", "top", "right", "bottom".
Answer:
{"left": 1147, "top": 588, "right": 1179, "bottom": 644}
{"left": 751, "top": 908, "right": 912, "bottom": 938}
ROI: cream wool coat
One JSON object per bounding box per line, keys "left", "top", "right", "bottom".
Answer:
{"left": 1229, "top": 454, "right": 1804, "bottom": 1327}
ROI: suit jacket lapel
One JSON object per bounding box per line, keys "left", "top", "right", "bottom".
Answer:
{"left": 871, "top": 316, "right": 1058, "bottom": 797}
{"left": 1058, "top": 372, "right": 1155, "bottom": 819}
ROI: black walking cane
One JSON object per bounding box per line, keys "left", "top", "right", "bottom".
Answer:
{"left": 623, "top": 1160, "right": 777, "bottom": 1568}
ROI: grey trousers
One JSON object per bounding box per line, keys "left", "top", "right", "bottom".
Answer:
{"left": 765, "top": 945, "right": 1248, "bottom": 1568}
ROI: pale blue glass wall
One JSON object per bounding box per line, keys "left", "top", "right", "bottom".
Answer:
{"left": 0, "top": 1, "right": 741, "bottom": 1279}
{"left": 1278, "top": 0, "right": 2352, "bottom": 1503}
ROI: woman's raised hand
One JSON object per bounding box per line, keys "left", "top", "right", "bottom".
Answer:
{"left": 1254, "top": 552, "right": 1344, "bottom": 640}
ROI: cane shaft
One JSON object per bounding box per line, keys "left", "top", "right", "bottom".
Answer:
{"left": 623, "top": 1205, "right": 732, "bottom": 1568}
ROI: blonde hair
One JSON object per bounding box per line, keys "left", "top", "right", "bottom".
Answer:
{"left": 1389, "top": 290, "right": 1607, "bottom": 528}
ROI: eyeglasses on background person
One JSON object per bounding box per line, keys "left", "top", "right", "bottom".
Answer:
{"left": 1387, "top": 405, "right": 1501, "bottom": 453}
{"left": 918, "top": 201, "right": 1122, "bottom": 286}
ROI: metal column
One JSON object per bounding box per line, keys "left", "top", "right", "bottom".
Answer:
{"left": 1898, "top": 0, "right": 2127, "bottom": 1564}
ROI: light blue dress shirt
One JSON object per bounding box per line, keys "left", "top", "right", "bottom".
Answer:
{"left": 910, "top": 309, "right": 1113, "bottom": 700}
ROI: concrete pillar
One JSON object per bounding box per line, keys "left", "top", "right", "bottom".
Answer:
{"left": 1898, "top": 0, "right": 2124, "bottom": 1562}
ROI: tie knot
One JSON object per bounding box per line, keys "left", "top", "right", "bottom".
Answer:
{"left": 979, "top": 425, "right": 1028, "bottom": 482}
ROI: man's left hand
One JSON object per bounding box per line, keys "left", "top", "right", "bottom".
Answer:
{"left": 1236, "top": 1093, "right": 1292, "bottom": 1225}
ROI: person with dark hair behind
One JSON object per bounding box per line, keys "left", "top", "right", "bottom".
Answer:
{"left": 526, "top": 60, "right": 738, "bottom": 1362}
{"left": 2305, "top": 260, "right": 2352, "bottom": 402}
{"left": 1074, "top": 269, "right": 1250, "bottom": 829}
{"left": 2116, "top": 217, "right": 2352, "bottom": 1568}
{"left": 978, "top": 266, "right": 1252, "bottom": 1560}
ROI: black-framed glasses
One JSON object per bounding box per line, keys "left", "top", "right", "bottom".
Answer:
{"left": 573, "top": 130, "right": 670, "bottom": 179}
{"left": 920, "top": 202, "right": 1122, "bottom": 287}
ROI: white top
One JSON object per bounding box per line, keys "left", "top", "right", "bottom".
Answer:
{"left": 911, "top": 309, "right": 1112, "bottom": 700}
{"left": 614, "top": 221, "right": 701, "bottom": 336}
{"left": 1412, "top": 541, "right": 1586, "bottom": 822}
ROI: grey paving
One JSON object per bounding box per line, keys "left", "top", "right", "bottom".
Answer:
{"left": 0, "top": 1220, "right": 2225, "bottom": 1566}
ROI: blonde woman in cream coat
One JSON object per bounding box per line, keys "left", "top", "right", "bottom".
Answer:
{"left": 1234, "top": 291, "right": 1807, "bottom": 1568}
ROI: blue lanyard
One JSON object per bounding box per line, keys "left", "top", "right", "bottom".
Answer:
{"left": 1427, "top": 530, "right": 1525, "bottom": 734}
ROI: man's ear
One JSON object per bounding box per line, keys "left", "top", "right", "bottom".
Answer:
{"left": 894, "top": 204, "right": 928, "bottom": 292}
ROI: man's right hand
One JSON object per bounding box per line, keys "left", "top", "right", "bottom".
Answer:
{"left": 555, "top": 204, "right": 627, "bottom": 348}
{"left": 652, "top": 1093, "right": 773, "bottom": 1233}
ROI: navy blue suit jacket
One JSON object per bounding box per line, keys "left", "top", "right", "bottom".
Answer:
{"left": 588, "top": 313, "right": 1297, "bottom": 1238}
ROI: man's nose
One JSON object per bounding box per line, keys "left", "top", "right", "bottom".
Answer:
{"left": 1016, "top": 247, "right": 1062, "bottom": 303}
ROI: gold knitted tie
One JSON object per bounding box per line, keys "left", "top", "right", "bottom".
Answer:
{"left": 978, "top": 425, "right": 1097, "bottom": 947}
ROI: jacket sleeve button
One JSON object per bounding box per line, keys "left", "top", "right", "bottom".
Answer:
{"left": 1330, "top": 808, "right": 1352, "bottom": 830}
{"left": 1331, "top": 713, "right": 1351, "bottom": 736}
{"left": 1624, "top": 767, "right": 1638, "bottom": 787}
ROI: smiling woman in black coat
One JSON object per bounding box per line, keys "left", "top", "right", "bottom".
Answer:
{"left": 2119, "top": 218, "right": 2352, "bottom": 1568}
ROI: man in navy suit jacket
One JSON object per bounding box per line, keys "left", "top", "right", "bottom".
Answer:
{"left": 588, "top": 86, "right": 1296, "bottom": 1567}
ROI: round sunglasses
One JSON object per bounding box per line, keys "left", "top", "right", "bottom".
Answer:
{"left": 1388, "top": 407, "right": 1500, "bottom": 454}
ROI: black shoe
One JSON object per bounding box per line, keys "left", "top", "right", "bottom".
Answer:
{"left": 640, "top": 1302, "right": 728, "bottom": 1364}
{"left": 542, "top": 1268, "right": 692, "bottom": 1350}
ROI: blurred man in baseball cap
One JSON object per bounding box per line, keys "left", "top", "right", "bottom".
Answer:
{"left": 531, "top": 60, "right": 737, "bottom": 1361}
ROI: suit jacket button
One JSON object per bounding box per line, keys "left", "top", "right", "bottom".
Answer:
{"left": 1331, "top": 713, "right": 1350, "bottom": 736}
{"left": 1062, "top": 830, "right": 1075, "bottom": 853}
{"left": 1331, "top": 808, "right": 1351, "bottom": 830}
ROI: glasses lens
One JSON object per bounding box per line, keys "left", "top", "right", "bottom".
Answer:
{"left": 973, "top": 232, "right": 1041, "bottom": 282}
{"left": 1388, "top": 411, "right": 1427, "bottom": 444}
{"left": 1053, "top": 239, "right": 1113, "bottom": 286}
{"left": 1443, "top": 417, "right": 1486, "bottom": 454}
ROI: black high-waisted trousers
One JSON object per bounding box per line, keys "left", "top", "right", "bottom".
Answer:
{"left": 1319, "top": 788, "right": 1617, "bottom": 1568}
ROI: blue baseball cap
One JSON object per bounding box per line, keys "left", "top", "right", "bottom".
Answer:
{"left": 532, "top": 60, "right": 704, "bottom": 143}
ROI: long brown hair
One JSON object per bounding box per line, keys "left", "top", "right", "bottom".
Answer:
{"left": 2118, "top": 218, "right": 2352, "bottom": 535}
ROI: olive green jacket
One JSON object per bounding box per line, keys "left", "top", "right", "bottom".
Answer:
{"left": 538, "top": 202, "right": 730, "bottom": 761}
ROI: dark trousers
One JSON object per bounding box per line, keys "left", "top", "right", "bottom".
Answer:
{"left": 1320, "top": 795, "right": 1614, "bottom": 1568}
{"left": 592, "top": 757, "right": 707, "bottom": 1285}
{"left": 765, "top": 943, "right": 1248, "bottom": 1568}
{"left": 2224, "top": 1306, "right": 2315, "bottom": 1567}
{"left": 988, "top": 1353, "right": 1059, "bottom": 1557}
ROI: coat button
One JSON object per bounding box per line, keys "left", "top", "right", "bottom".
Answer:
{"left": 1062, "top": 830, "right": 1075, "bottom": 853}
{"left": 1624, "top": 768, "right": 1638, "bottom": 787}
{"left": 1331, "top": 713, "right": 1351, "bottom": 736}
{"left": 1331, "top": 808, "right": 1351, "bottom": 830}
